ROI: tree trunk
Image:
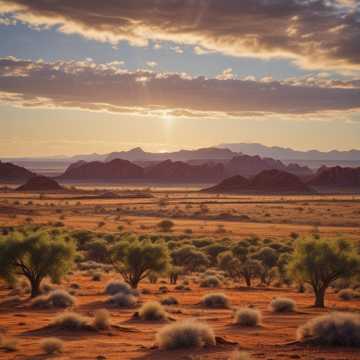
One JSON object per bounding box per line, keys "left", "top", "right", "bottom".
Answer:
{"left": 314, "top": 287, "right": 326, "bottom": 307}
{"left": 244, "top": 276, "right": 251, "bottom": 287}
{"left": 30, "top": 278, "right": 41, "bottom": 298}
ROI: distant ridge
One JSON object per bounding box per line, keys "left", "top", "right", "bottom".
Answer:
{"left": 58, "top": 155, "right": 313, "bottom": 183}
{"left": 219, "top": 143, "right": 360, "bottom": 162}
{"left": 0, "top": 160, "right": 35, "bottom": 181}
{"left": 59, "top": 159, "right": 144, "bottom": 180}
{"left": 204, "top": 169, "right": 313, "bottom": 194}
{"left": 17, "top": 176, "right": 63, "bottom": 191}
{"left": 309, "top": 166, "right": 360, "bottom": 188}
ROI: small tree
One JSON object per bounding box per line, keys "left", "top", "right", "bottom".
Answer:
{"left": 111, "top": 240, "right": 170, "bottom": 288}
{"left": 171, "top": 245, "right": 209, "bottom": 272}
{"left": 86, "top": 239, "right": 109, "bottom": 263}
{"left": 288, "top": 237, "right": 360, "bottom": 307}
{"left": 0, "top": 231, "right": 76, "bottom": 297}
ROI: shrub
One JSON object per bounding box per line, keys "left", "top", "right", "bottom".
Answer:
{"left": 337, "top": 288, "right": 360, "bottom": 301}
{"left": 233, "top": 308, "right": 261, "bottom": 327}
{"left": 297, "top": 312, "right": 360, "bottom": 346}
{"left": 93, "top": 309, "right": 111, "bottom": 330}
{"left": 41, "top": 338, "right": 63, "bottom": 354}
{"left": 92, "top": 271, "right": 102, "bottom": 281}
{"left": 156, "top": 320, "right": 215, "bottom": 350}
{"left": 32, "top": 290, "right": 75, "bottom": 309}
{"left": 138, "top": 301, "right": 168, "bottom": 321}
{"left": 51, "top": 312, "right": 89, "bottom": 330}
{"left": 157, "top": 219, "right": 174, "bottom": 232}
{"left": 202, "top": 293, "right": 230, "bottom": 308}
{"left": 105, "top": 281, "right": 133, "bottom": 296}
{"left": 49, "top": 290, "right": 76, "bottom": 308}
{"left": 160, "top": 296, "right": 179, "bottom": 306}
{"left": 270, "top": 298, "right": 296, "bottom": 313}
{"left": 108, "top": 293, "right": 137, "bottom": 308}
{"left": 200, "top": 276, "right": 221, "bottom": 288}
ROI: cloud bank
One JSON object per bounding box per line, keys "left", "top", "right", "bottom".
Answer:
{"left": 0, "top": 0, "right": 359, "bottom": 72}
{"left": 0, "top": 57, "right": 359, "bottom": 118}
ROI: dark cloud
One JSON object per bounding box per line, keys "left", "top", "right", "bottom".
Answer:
{"left": 0, "top": 0, "right": 359, "bottom": 71}
{"left": 0, "top": 57, "right": 359, "bottom": 117}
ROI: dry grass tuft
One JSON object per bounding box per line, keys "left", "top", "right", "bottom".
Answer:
{"left": 93, "top": 309, "right": 111, "bottom": 330}
{"left": 41, "top": 337, "right": 63, "bottom": 354}
{"left": 297, "top": 312, "right": 360, "bottom": 346}
{"left": 270, "top": 297, "right": 296, "bottom": 313}
{"left": 108, "top": 293, "right": 137, "bottom": 308}
{"left": 51, "top": 312, "right": 89, "bottom": 330}
{"left": 202, "top": 293, "right": 230, "bottom": 308}
{"left": 138, "top": 301, "right": 168, "bottom": 321}
{"left": 233, "top": 308, "right": 261, "bottom": 327}
{"left": 156, "top": 320, "right": 215, "bottom": 350}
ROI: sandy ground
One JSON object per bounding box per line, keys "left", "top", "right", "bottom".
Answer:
{"left": 0, "top": 189, "right": 359, "bottom": 359}
{"left": 0, "top": 273, "right": 359, "bottom": 360}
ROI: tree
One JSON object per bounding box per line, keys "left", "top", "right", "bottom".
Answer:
{"left": 171, "top": 245, "right": 209, "bottom": 272}
{"left": 288, "top": 237, "right": 360, "bottom": 307}
{"left": 218, "top": 251, "right": 262, "bottom": 287}
{"left": 86, "top": 239, "right": 109, "bottom": 263}
{"left": 0, "top": 231, "right": 76, "bottom": 297}
{"left": 111, "top": 240, "right": 170, "bottom": 288}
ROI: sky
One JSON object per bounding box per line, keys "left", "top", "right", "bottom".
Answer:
{"left": 0, "top": 0, "right": 359, "bottom": 157}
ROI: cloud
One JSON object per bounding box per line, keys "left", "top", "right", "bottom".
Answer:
{"left": 0, "top": 0, "right": 360, "bottom": 72}
{"left": 170, "top": 46, "right": 184, "bottom": 54}
{"left": 146, "top": 61, "right": 158, "bottom": 68}
{"left": 0, "top": 57, "right": 359, "bottom": 118}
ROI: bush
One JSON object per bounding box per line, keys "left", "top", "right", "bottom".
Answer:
{"left": 92, "top": 271, "right": 102, "bottom": 281}
{"left": 50, "top": 290, "right": 76, "bottom": 308}
{"left": 297, "top": 312, "right": 360, "bottom": 346}
{"left": 138, "top": 301, "right": 168, "bottom": 321}
{"left": 337, "top": 288, "right": 360, "bottom": 301}
{"left": 41, "top": 338, "right": 63, "bottom": 354}
{"left": 108, "top": 293, "right": 137, "bottom": 308}
{"left": 202, "top": 293, "right": 230, "bottom": 308}
{"left": 105, "top": 281, "right": 133, "bottom": 296}
{"left": 160, "top": 296, "right": 179, "bottom": 306}
{"left": 51, "top": 312, "right": 89, "bottom": 330}
{"left": 157, "top": 219, "right": 174, "bottom": 232}
{"left": 270, "top": 297, "right": 296, "bottom": 313}
{"left": 156, "top": 320, "right": 215, "bottom": 350}
{"left": 32, "top": 290, "right": 75, "bottom": 309}
{"left": 233, "top": 308, "right": 261, "bottom": 327}
{"left": 93, "top": 309, "right": 111, "bottom": 330}
{"left": 200, "top": 276, "right": 221, "bottom": 288}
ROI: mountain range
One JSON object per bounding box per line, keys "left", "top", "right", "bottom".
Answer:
{"left": 219, "top": 143, "right": 360, "bottom": 167}
{"left": 58, "top": 154, "right": 312, "bottom": 183}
